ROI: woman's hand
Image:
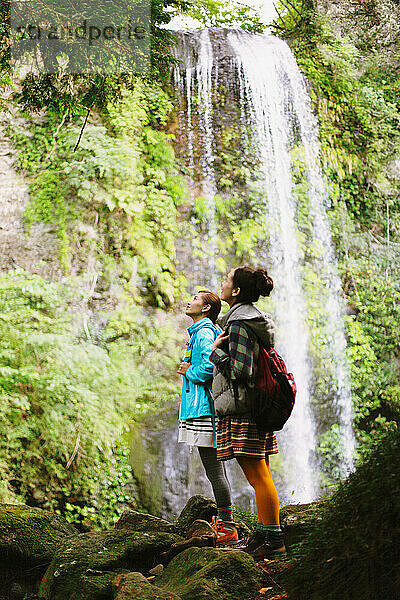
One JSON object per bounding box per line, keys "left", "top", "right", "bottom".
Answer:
{"left": 211, "top": 332, "right": 229, "bottom": 352}
{"left": 177, "top": 362, "right": 190, "bottom": 376}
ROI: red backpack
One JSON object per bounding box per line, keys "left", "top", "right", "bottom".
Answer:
{"left": 252, "top": 344, "right": 297, "bottom": 431}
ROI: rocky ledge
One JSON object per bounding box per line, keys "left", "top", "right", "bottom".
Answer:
{"left": 0, "top": 496, "right": 325, "bottom": 600}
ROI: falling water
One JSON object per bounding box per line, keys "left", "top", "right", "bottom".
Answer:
{"left": 230, "top": 31, "right": 354, "bottom": 480}
{"left": 228, "top": 32, "right": 317, "bottom": 500}
{"left": 173, "top": 30, "right": 219, "bottom": 289}
{"left": 166, "top": 28, "right": 354, "bottom": 510}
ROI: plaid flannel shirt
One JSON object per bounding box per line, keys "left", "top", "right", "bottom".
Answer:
{"left": 210, "top": 322, "right": 256, "bottom": 381}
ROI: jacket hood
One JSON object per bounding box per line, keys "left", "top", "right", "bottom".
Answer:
{"left": 217, "top": 302, "right": 275, "bottom": 347}
{"left": 187, "top": 317, "right": 219, "bottom": 337}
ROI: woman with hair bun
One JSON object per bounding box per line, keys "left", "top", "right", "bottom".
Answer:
{"left": 210, "top": 266, "right": 286, "bottom": 559}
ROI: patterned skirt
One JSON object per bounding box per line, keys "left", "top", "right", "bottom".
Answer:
{"left": 217, "top": 415, "right": 278, "bottom": 461}
{"left": 178, "top": 416, "right": 215, "bottom": 448}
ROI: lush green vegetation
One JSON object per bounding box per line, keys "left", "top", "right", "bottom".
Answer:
{"left": 9, "top": 81, "right": 186, "bottom": 306}
{"left": 283, "top": 427, "right": 400, "bottom": 599}
{"left": 0, "top": 268, "right": 183, "bottom": 528}
{"left": 0, "top": 0, "right": 399, "bottom": 531}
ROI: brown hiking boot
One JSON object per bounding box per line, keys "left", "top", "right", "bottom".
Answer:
{"left": 249, "top": 536, "right": 287, "bottom": 560}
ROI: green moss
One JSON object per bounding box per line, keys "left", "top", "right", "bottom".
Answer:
{"left": 0, "top": 505, "right": 77, "bottom": 563}
{"left": 156, "top": 547, "right": 261, "bottom": 600}
{"left": 283, "top": 429, "right": 400, "bottom": 599}
{"left": 40, "top": 530, "right": 182, "bottom": 600}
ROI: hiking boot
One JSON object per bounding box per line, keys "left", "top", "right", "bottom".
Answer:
{"left": 244, "top": 530, "right": 267, "bottom": 553}
{"left": 248, "top": 535, "right": 287, "bottom": 561}
{"left": 212, "top": 517, "right": 239, "bottom": 546}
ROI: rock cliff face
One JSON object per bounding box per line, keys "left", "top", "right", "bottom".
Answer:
{"left": 0, "top": 113, "right": 61, "bottom": 279}
{"left": 316, "top": 0, "right": 400, "bottom": 64}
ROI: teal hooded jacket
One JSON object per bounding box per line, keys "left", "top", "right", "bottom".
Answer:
{"left": 179, "top": 317, "right": 221, "bottom": 420}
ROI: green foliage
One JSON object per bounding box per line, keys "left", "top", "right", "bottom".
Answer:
{"left": 283, "top": 428, "right": 400, "bottom": 599}
{"left": 180, "top": 0, "right": 265, "bottom": 31}
{"left": 277, "top": 2, "right": 400, "bottom": 458}
{"left": 0, "top": 269, "right": 183, "bottom": 527}
{"left": 9, "top": 80, "right": 187, "bottom": 306}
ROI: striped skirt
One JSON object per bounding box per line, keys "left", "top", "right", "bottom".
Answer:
{"left": 217, "top": 415, "right": 278, "bottom": 461}
{"left": 178, "top": 416, "right": 216, "bottom": 448}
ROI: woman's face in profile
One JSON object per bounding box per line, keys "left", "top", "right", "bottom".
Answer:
{"left": 185, "top": 292, "right": 205, "bottom": 318}
{"left": 220, "top": 269, "right": 236, "bottom": 302}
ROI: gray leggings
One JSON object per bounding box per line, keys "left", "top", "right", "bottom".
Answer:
{"left": 198, "top": 446, "right": 232, "bottom": 509}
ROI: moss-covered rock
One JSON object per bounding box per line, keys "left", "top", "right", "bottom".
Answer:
{"left": 283, "top": 430, "right": 400, "bottom": 600}
{"left": 116, "top": 511, "right": 177, "bottom": 534}
{"left": 113, "top": 572, "right": 181, "bottom": 600}
{"left": 0, "top": 504, "right": 77, "bottom": 563}
{"left": 39, "top": 529, "right": 183, "bottom": 600}
{"left": 0, "top": 504, "right": 77, "bottom": 599}
{"left": 280, "top": 499, "right": 331, "bottom": 548}
{"left": 75, "top": 571, "right": 116, "bottom": 600}
{"left": 174, "top": 496, "right": 217, "bottom": 535}
{"left": 156, "top": 546, "right": 262, "bottom": 600}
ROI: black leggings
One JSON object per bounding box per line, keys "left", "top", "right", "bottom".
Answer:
{"left": 198, "top": 446, "right": 232, "bottom": 509}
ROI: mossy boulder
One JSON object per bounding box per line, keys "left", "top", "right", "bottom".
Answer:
{"left": 39, "top": 529, "right": 183, "bottom": 600}
{"left": 156, "top": 546, "right": 262, "bottom": 600}
{"left": 280, "top": 499, "right": 330, "bottom": 548}
{"left": 116, "top": 511, "right": 177, "bottom": 534}
{"left": 174, "top": 496, "right": 217, "bottom": 535}
{"left": 0, "top": 504, "right": 77, "bottom": 599}
{"left": 283, "top": 430, "right": 400, "bottom": 600}
{"left": 113, "top": 572, "right": 181, "bottom": 600}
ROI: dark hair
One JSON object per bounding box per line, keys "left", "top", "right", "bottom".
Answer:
{"left": 198, "top": 290, "right": 221, "bottom": 324}
{"left": 232, "top": 267, "right": 273, "bottom": 304}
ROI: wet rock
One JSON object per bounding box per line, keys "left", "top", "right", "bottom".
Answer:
{"left": 174, "top": 495, "right": 217, "bottom": 535}
{"left": 161, "top": 519, "right": 217, "bottom": 563}
{"left": 0, "top": 504, "right": 77, "bottom": 598}
{"left": 39, "top": 529, "right": 182, "bottom": 600}
{"left": 185, "top": 519, "right": 216, "bottom": 540}
{"left": 148, "top": 564, "right": 164, "bottom": 576}
{"left": 280, "top": 499, "right": 331, "bottom": 548}
{"left": 75, "top": 570, "right": 116, "bottom": 600}
{"left": 156, "top": 546, "right": 262, "bottom": 600}
{"left": 113, "top": 572, "right": 181, "bottom": 600}
{"left": 116, "top": 511, "right": 177, "bottom": 534}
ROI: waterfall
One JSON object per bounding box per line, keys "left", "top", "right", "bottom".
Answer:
{"left": 166, "top": 28, "right": 354, "bottom": 511}
{"left": 173, "top": 30, "right": 219, "bottom": 289}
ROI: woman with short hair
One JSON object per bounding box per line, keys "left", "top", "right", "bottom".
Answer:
{"left": 177, "top": 290, "right": 238, "bottom": 545}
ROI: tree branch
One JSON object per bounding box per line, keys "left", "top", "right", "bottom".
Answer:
{"left": 74, "top": 76, "right": 106, "bottom": 152}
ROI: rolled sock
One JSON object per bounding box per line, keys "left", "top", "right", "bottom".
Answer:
{"left": 218, "top": 506, "right": 233, "bottom": 522}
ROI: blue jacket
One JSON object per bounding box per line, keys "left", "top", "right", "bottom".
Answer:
{"left": 179, "top": 317, "right": 221, "bottom": 420}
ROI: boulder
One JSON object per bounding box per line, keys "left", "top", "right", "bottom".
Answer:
{"left": 161, "top": 520, "right": 217, "bottom": 563}
{"left": 39, "top": 529, "right": 182, "bottom": 600}
{"left": 280, "top": 499, "right": 330, "bottom": 548}
{"left": 75, "top": 571, "right": 116, "bottom": 600}
{"left": 174, "top": 496, "right": 217, "bottom": 535}
{"left": 113, "top": 572, "right": 181, "bottom": 600}
{"left": 0, "top": 504, "right": 77, "bottom": 599}
{"left": 156, "top": 546, "right": 262, "bottom": 600}
{"left": 116, "top": 511, "right": 177, "bottom": 534}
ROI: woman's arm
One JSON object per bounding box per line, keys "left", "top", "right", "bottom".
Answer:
{"left": 210, "top": 322, "right": 256, "bottom": 381}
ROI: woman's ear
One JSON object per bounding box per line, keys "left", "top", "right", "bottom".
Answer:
{"left": 202, "top": 303, "right": 211, "bottom": 314}
{"left": 232, "top": 287, "right": 240, "bottom": 298}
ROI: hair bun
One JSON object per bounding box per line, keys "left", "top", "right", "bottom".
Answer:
{"left": 254, "top": 269, "right": 273, "bottom": 297}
